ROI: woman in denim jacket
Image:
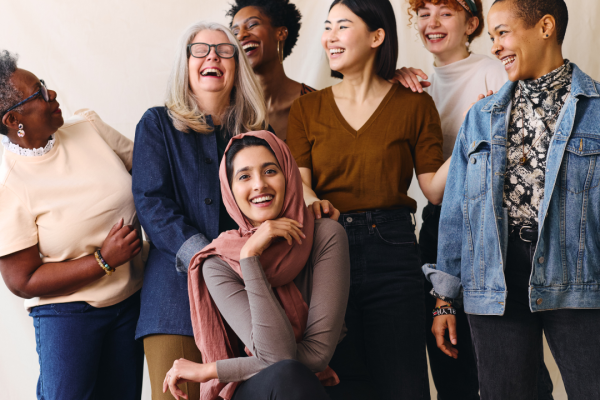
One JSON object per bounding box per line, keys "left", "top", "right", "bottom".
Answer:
{"left": 424, "top": 0, "right": 600, "bottom": 398}
{"left": 132, "top": 21, "right": 267, "bottom": 400}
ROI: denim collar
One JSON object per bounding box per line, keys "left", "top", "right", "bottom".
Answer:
{"left": 481, "top": 62, "right": 599, "bottom": 113}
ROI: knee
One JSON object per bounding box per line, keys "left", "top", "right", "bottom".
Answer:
{"left": 269, "top": 360, "right": 326, "bottom": 399}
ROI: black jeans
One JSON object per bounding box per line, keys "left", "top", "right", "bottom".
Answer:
{"left": 421, "top": 203, "right": 554, "bottom": 400}
{"left": 420, "top": 203, "right": 480, "bottom": 400}
{"left": 326, "top": 209, "right": 429, "bottom": 400}
{"left": 232, "top": 360, "right": 330, "bottom": 400}
{"left": 468, "top": 229, "right": 600, "bottom": 399}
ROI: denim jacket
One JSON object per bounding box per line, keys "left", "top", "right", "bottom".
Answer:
{"left": 423, "top": 63, "right": 600, "bottom": 315}
{"left": 132, "top": 107, "right": 222, "bottom": 338}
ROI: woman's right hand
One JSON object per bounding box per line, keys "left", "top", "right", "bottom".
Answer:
{"left": 100, "top": 218, "right": 142, "bottom": 268}
{"left": 432, "top": 305, "right": 459, "bottom": 359}
{"left": 163, "top": 359, "right": 218, "bottom": 399}
{"left": 240, "top": 218, "right": 306, "bottom": 259}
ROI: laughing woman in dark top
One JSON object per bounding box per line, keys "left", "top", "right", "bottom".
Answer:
{"left": 227, "top": 0, "right": 315, "bottom": 141}
{"left": 132, "top": 21, "right": 267, "bottom": 400}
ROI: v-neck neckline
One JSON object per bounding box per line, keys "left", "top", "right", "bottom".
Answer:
{"left": 326, "top": 84, "right": 398, "bottom": 137}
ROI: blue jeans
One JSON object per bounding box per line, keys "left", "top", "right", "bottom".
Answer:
{"left": 326, "top": 209, "right": 429, "bottom": 400}
{"left": 468, "top": 232, "right": 600, "bottom": 399}
{"left": 232, "top": 360, "right": 330, "bottom": 400}
{"left": 29, "top": 291, "right": 144, "bottom": 400}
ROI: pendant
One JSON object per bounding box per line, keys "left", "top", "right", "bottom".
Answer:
{"left": 520, "top": 156, "right": 527, "bottom": 165}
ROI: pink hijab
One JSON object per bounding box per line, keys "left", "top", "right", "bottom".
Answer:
{"left": 188, "top": 131, "right": 338, "bottom": 400}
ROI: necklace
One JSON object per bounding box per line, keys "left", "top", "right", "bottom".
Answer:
{"left": 518, "top": 83, "right": 564, "bottom": 165}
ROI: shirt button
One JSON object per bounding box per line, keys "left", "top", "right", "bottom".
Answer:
{"left": 205, "top": 198, "right": 213, "bottom": 205}
{"left": 538, "top": 257, "right": 545, "bottom": 264}
{"left": 536, "top": 298, "right": 543, "bottom": 305}
{"left": 346, "top": 217, "right": 353, "bottom": 223}
{"left": 205, "top": 158, "right": 213, "bottom": 164}
{"left": 471, "top": 158, "right": 477, "bottom": 164}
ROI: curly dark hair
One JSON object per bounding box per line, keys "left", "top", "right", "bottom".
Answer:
{"left": 226, "top": 0, "right": 302, "bottom": 60}
{"left": 0, "top": 50, "right": 21, "bottom": 135}
{"left": 493, "top": 0, "right": 568, "bottom": 45}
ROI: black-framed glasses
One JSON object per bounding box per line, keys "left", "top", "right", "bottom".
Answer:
{"left": 187, "top": 43, "right": 237, "bottom": 59}
{"left": 4, "top": 80, "right": 49, "bottom": 114}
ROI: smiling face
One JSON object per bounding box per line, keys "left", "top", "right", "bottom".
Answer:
{"left": 230, "top": 145, "right": 286, "bottom": 227}
{"left": 3, "top": 69, "right": 64, "bottom": 141}
{"left": 322, "top": 4, "right": 384, "bottom": 77}
{"left": 188, "top": 29, "right": 237, "bottom": 97}
{"left": 417, "top": 2, "right": 476, "bottom": 62}
{"left": 488, "top": 1, "right": 546, "bottom": 81}
{"left": 231, "top": 6, "right": 283, "bottom": 70}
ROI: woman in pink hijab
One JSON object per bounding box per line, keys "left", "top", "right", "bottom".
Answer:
{"left": 163, "top": 131, "right": 350, "bottom": 400}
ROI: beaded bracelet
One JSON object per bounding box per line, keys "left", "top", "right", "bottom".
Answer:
{"left": 432, "top": 305, "right": 457, "bottom": 317}
{"left": 94, "top": 250, "right": 114, "bottom": 276}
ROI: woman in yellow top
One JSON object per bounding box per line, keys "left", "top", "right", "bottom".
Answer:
{"left": 0, "top": 50, "right": 144, "bottom": 400}
{"left": 287, "top": 1, "right": 450, "bottom": 398}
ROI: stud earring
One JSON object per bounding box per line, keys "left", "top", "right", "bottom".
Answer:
{"left": 17, "top": 123, "right": 25, "bottom": 138}
{"left": 546, "top": 34, "right": 549, "bottom": 37}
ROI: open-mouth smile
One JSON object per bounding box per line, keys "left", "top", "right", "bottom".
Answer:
{"left": 250, "top": 194, "right": 274, "bottom": 207}
{"left": 200, "top": 68, "right": 223, "bottom": 78}
{"left": 242, "top": 41, "right": 259, "bottom": 56}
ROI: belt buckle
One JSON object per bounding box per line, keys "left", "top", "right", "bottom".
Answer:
{"left": 519, "top": 225, "right": 533, "bottom": 243}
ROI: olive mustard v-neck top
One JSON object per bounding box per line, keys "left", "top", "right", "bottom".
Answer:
{"left": 287, "top": 84, "right": 444, "bottom": 213}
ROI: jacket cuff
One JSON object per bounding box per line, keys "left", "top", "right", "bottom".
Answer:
{"left": 175, "top": 233, "right": 210, "bottom": 273}
{"left": 422, "top": 263, "right": 462, "bottom": 299}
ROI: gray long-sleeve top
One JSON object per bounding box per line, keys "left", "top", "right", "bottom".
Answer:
{"left": 202, "top": 218, "right": 350, "bottom": 383}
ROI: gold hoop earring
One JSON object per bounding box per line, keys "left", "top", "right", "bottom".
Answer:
{"left": 277, "top": 41, "right": 284, "bottom": 64}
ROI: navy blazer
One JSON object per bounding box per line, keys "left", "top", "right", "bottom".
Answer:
{"left": 132, "top": 107, "right": 222, "bottom": 339}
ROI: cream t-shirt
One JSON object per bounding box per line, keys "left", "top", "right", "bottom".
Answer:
{"left": 0, "top": 109, "right": 144, "bottom": 310}
{"left": 428, "top": 53, "right": 508, "bottom": 160}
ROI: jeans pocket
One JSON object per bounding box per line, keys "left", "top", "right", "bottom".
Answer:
{"left": 374, "top": 221, "right": 416, "bottom": 246}
{"left": 51, "top": 302, "right": 94, "bottom": 314}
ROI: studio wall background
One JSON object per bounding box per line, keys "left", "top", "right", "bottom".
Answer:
{"left": 1, "top": 0, "right": 598, "bottom": 398}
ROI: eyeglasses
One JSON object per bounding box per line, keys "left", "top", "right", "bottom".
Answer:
{"left": 187, "top": 43, "right": 237, "bottom": 59}
{"left": 4, "top": 80, "right": 50, "bottom": 114}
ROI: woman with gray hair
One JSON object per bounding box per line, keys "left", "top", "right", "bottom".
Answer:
{"left": 132, "top": 21, "right": 267, "bottom": 400}
{"left": 0, "top": 50, "right": 144, "bottom": 400}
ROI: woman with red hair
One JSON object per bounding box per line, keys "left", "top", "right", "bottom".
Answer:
{"left": 398, "top": 1, "right": 552, "bottom": 399}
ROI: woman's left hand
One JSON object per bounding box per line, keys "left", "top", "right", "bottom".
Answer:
{"left": 309, "top": 200, "right": 341, "bottom": 221}
{"left": 391, "top": 67, "right": 431, "bottom": 93}
{"left": 163, "top": 359, "right": 217, "bottom": 399}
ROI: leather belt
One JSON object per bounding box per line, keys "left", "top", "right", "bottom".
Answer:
{"left": 509, "top": 225, "right": 539, "bottom": 243}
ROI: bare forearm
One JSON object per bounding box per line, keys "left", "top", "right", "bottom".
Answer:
{"left": 16, "top": 255, "right": 105, "bottom": 299}
{"left": 302, "top": 182, "right": 320, "bottom": 206}
{"left": 418, "top": 157, "right": 451, "bottom": 205}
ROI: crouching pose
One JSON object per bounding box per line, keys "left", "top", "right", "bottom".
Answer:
{"left": 424, "top": 0, "right": 600, "bottom": 398}
{"left": 164, "top": 131, "right": 350, "bottom": 400}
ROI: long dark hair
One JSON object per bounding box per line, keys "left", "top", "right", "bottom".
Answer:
{"left": 328, "top": 0, "right": 398, "bottom": 80}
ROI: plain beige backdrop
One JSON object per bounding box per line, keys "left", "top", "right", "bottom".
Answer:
{"left": 1, "top": 0, "right": 599, "bottom": 399}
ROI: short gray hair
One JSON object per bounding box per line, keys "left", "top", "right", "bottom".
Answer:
{"left": 165, "top": 21, "right": 268, "bottom": 136}
{"left": 0, "top": 50, "right": 21, "bottom": 135}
